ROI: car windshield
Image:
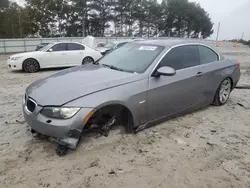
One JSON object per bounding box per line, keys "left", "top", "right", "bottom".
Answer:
{"left": 38, "top": 43, "right": 53, "bottom": 51}
{"left": 98, "top": 43, "right": 164, "bottom": 73}
{"left": 104, "top": 42, "right": 115, "bottom": 49}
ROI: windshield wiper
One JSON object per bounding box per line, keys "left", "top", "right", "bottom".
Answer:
{"left": 102, "top": 64, "right": 124, "bottom": 72}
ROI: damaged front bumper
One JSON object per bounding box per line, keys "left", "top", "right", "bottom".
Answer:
{"left": 22, "top": 99, "right": 95, "bottom": 149}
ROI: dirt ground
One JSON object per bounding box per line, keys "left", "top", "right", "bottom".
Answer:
{"left": 1, "top": 46, "right": 250, "bottom": 188}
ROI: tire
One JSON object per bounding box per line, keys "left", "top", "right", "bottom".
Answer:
{"left": 23, "top": 58, "right": 40, "bottom": 73}
{"left": 120, "top": 108, "right": 134, "bottom": 134}
{"left": 82, "top": 57, "right": 94, "bottom": 65}
{"left": 213, "top": 78, "right": 232, "bottom": 106}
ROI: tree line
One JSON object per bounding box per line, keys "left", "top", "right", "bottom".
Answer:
{"left": 0, "top": 0, "right": 214, "bottom": 39}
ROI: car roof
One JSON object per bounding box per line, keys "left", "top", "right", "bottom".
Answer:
{"left": 51, "top": 41, "right": 83, "bottom": 45}
{"left": 133, "top": 39, "right": 214, "bottom": 48}
{"left": 111, "top": 40, "right": 133, "bottom": 44}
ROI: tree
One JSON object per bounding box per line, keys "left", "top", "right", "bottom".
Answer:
{"left": 133, "top": 0, "right": 147, "bottom": 37}
{"left": 25, "top": 0, "right": 56, "bottom": 37}
{"left": 0, "top": 0, "right": 9, "bottom": 10}
{"left": 160, "top": 0, "right": 213, "bottom": 38}
{"left": 112, "top": 0, "right": 131, "bottom": 36}
{"left": 0, "top": 0, "right": 214, "bottom": 38}
{"left": 0, "top": 1, "right": 37, "bottom": 38}
{"left": 70, "top": 0, "right": 89, "bottom": 36}
{"left": 88, "top": 0, "right": 113, "bottom": 36}
{"left": 144, "top": 0, "right": 162, "bottom": 37}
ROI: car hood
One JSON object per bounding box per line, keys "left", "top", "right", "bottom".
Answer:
{"left": 26, "top": 64, "right": 143, "bottom": 106}
{"left": 10, "top": 51, "right": 43, "bottom": 58}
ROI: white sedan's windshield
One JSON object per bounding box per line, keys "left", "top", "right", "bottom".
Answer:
{"left": 38, "top": 43, "right": 53, "bottom": 51}
{"left": 98, "top": 43, "right": 164, "bottom": 73}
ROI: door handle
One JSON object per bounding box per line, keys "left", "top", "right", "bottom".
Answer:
{"left": 196, "top": 72, "right": 204, "bottom": 77}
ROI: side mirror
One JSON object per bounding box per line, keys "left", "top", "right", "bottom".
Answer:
{"left": 155, "top": 66, "right": 176, "bottom": 77}
{"left": 48, "top": 48, "right": 53, "bottom": 52}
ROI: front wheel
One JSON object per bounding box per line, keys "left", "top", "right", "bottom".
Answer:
{"left": 23, "top": 59, "right": 40, "bottom": 73}
{"left": 213, "top": 78, "right": 232, "bottom": 106}
{"left": 82, "top": 57, "right": 94, "bottom": 65}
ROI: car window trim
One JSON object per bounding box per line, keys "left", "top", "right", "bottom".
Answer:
{"left": 150, "top": 43, "right": 221, "bottom": 77}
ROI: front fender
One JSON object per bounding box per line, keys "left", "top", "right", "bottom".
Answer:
{"left": 65, "top": 79, "right": 148, "bottom": 127}
{"left": 94, "top": 100, "right": 130, "bottom": 110}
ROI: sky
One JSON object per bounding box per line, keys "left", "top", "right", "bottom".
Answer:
{"left": 13, "top": 0, "right": 250, "bottom": 40}
{"left": 189, "top": 0, "right": 250, "bottom": 40}
{"left": 190, "top": 0, "right": 249, "bottom": 23}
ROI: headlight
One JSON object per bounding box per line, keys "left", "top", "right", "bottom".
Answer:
{"left": 40, "top": 107, "right": 80, "bottom": 119}
{"left": 11, "top": 56, "right": 23, "bottom": 61}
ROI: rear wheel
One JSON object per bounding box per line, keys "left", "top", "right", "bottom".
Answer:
{"left": 213, "top": 78, "right": 232, "bottom": 106}
{"left": 23, "top": 58, "right": 40, "bottom": 73}
{"left": 82, "top": 57, "right": 94, "bottom": 65}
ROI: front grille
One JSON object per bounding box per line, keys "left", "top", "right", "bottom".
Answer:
{"left": 27, "top": 98, "right": 36, "bottom": 113}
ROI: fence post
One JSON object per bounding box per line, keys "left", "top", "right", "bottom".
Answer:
{"left": 24, "top": 38, "right": 27, "bottom": 52}
{"left": 3, "top": 39, "right": 7, "bottom": 53}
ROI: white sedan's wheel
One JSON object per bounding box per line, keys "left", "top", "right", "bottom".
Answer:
{"left": 23, "top": 59, "right": 40, "bottom": 73}
{"left": 82, "top": 57, "right": 94, "bottom": 65}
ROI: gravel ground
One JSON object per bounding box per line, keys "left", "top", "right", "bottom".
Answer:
{"left": 1, "top": 46, "right": 250, "bottom": 188}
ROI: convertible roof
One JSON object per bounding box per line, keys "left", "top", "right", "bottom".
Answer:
{"left": 134, "top": 39, "right": 213, "bottom": 48}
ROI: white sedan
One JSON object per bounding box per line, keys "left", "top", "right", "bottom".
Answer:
{"left": 7, "top": 42, "right": 103, "bottom": 73}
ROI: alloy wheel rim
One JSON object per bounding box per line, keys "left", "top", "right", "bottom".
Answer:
{"left": 26, "top": 60, "right": 38, "bottom": 72}
{"left": 83, "top": 57, "right": 93, "bottom": 64}
{"left": 219, "top": 79, "right": 231, "bottom": 103}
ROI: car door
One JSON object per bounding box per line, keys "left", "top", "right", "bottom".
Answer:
{"left": 197, "top": 45, "right": 220, "bottom": 102}
{"left": 147, "top": 45, "right": 206, "bottom": 121}
{"left": 41, "top": 43, "right": 68, "bottom": 67}
{"left": 66, "top": 43, "right": 85, "bottom": 66}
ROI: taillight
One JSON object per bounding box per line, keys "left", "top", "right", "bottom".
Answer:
{"left": 237, "top": 61, "right": 240, "bottom": 68}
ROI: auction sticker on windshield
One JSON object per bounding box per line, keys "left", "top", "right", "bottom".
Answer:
{"left": 138, "top": 46, "right": 157, "bottom": 51}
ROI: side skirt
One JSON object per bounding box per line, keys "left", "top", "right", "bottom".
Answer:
{"left": 135, "top": 101, "right": 210, "bottom": 133}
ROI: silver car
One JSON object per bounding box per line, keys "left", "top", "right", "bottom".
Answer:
{"left": 23, "top": 40, "right": 240, "bottom": 155}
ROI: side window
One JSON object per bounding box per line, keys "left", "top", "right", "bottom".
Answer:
{"left": 51, "top": 43, "right": 67, "bottom": 52}
{"left": 198, "top": 45, "right": 219, "bottom": 64}
{"left": 159, "top": 45, "right": 200, "bottom": 70}
{"left": 67, "top": 43, "right": 85, "bottom": 51}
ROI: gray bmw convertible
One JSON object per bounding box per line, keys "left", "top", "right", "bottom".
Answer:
{"left": 23, "top": 40, "right": 240, "bottom": 155}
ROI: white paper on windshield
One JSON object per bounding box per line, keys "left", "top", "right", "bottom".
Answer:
{"left": 138, "top": 46, "right": 157, "bottom": 51}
